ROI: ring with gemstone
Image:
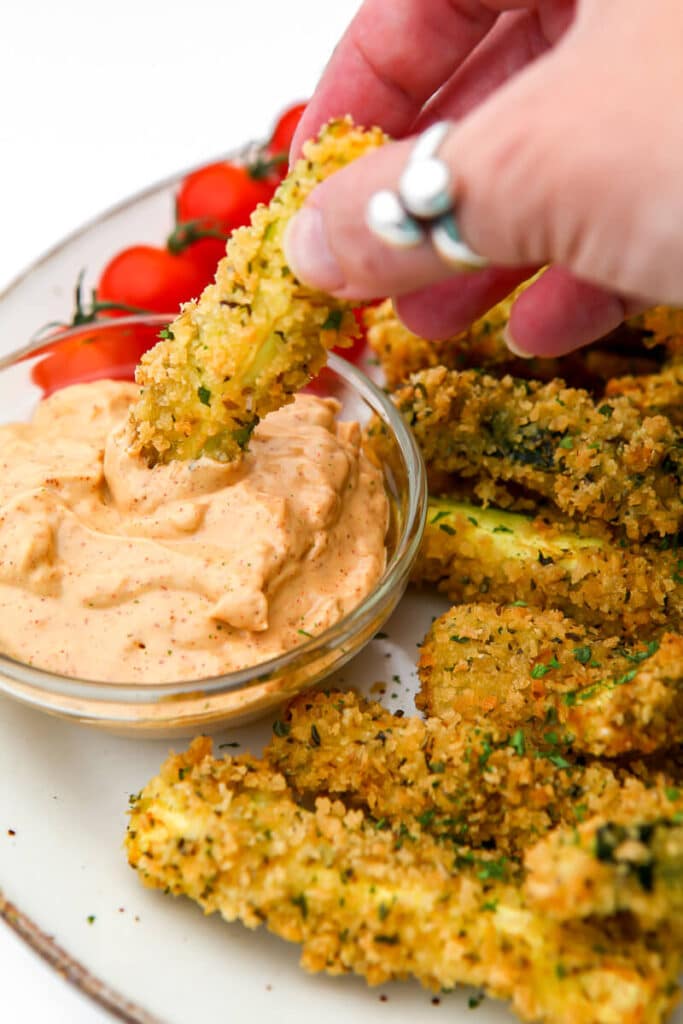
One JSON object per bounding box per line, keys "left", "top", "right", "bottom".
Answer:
{"left": 365, "top": 120, "right": 489, "bottom": 272}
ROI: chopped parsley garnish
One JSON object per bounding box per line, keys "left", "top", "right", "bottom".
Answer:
{"left": 321, "top": 309, "right": 343, "bottom": 331}
{"left": 439, "top": 523, "right": 456, "bottom": 536}
{"left": 231, "top": 422, "right": 257, "bottom": 449}
{"left": 509, "top": 729, "right": 525, "bottom": 757}
{"left": 619, "top": 639, "right": 660, "bottom": 663}
{"left": 309, "top": 724, "right": 321, "bottom": 747}
{"left": 572, "top": 645, "right": 592, "bottom": 665}
{"left": 291, "top": 893, "right": 308, "bottom": 918}
{"left": 478, "top": 738, "right": 494, "bottom": 771}
{"left": 540, "top": 752, "right": 571, "bottom": 769}
{"left": 272, "top": 719, "right": 290, "bottom": 738}
{"left": 477, "top": 857, "right": 507, "bottom": 881}
{"left": 531, "top": 655, "right": 561, "bottom": 679}
{"left": 197, "top": 385, "right": 212, "bottom": 406}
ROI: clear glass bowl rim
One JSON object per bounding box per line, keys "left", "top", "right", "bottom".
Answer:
{"left": 0, "top": 314, "right": 427, "bottom": 705}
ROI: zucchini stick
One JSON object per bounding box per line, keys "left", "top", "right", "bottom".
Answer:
{"left": 127, "top": 739, "right": 681, "bottom": 1024}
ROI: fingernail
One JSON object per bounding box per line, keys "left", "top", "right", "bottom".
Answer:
{"left": 503, "top": 323, "right": 533, "bottom": 360}
{"left": 283, "top": 206, "right": 346, "bottom": 292}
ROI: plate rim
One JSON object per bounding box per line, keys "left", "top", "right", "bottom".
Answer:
{"left": 0, "top": 142, "right": 257, "bottom": 1022}
{"left": 0, "top": 888, "right": 162, "bottom": 1024}
{"left": 0, "top": 140, "right": 256, "bottom": 313}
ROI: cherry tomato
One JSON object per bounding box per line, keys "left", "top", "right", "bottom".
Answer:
{"left": 30, "top": 322, "right": 162, "bottom": 397}
{"left": 268, "top": 102, "right": 308, "bottom": 158}
{"left": 176, "top": 163, "right": 275, "bottom": 240}
{"left": 178, "top": 236, "right": 228, "bottom": 281}
{"left": 97, "top": 245, "right": 208, "bottom": 315}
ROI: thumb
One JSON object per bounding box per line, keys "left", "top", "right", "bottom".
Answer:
{"left": 284, "top": 3, "right": 683, "bottom": 306}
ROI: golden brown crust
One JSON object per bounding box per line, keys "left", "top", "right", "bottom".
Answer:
{"left": 265, "top": 689, "right": 631, "bottom": 856}
{"left": 413, "top": 498, "right": 683, "bottom": 638}
{"left": 130, "top": 120, "right": 386, "bottom": 464}
{"left": 417, "top": 604, "right": 683, "bottom": 757}
{"left": 524, "top": 781, "right": 683, "bottom": 934}
{"left": 395, "top": 366, "right": 683, "bottom": 539}
{"left": 127, "top": 739, "right": 681, "bottom": 1024}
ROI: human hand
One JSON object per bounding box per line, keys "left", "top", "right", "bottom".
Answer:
{"left": 284, "top": 0, "right": 683, "bottom": 356}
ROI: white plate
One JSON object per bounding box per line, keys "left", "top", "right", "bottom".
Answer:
{"left": 0, "top": 172, "right": 680, "bottom": 1024}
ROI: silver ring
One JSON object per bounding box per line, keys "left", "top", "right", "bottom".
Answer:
{"left": 365, "top": 120, "right": 489, "bottom": 272}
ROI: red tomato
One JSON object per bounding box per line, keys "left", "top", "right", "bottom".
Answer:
{"left": 97, "top": 245, "right": 208, "bottom": 315}
{"left": 269, "top": 102, "right": 308, "bottom": 158}
{"left": 179, "top": 236, "right": 228, "bottom": 280}
{"left": 31, "top": 322, "right": 162, "bottom": 397}
{"left": 176, "top": 162, "right": 275, "bottom": 240}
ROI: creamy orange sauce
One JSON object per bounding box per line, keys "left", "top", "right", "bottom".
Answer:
{"left": 0, "top": 381, "right": 388, "bottom": 682}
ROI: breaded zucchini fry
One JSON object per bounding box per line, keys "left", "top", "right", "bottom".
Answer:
{"left": 365, "top": 278, "right": 534, "bottom": 389}
{"left": 632, "top": 306, "right": 683, "bottom": 348}
{"left": 415, "top": 498, "right": 683, "bottom": 637}
{"left": 417, "top": 604, "right": 683, "bottom": 757}
{"left": 606, "top": 362, "right": 683, "bottom": 427}
{"left": 366, "top": 291, "right": 682, "bottom": 391}
{"left": 395, "top": 367, "right": 683, "bottom": 539}
{"left": 127, "top": 738, "right": 681, "bottom": 1024}
{"left": 130, "top": 119, "right": 386, "bottom": 464}
{"left": 266, "top": 690, "right": 625, "bottom": 855}
{"left": 525, "top": 784, "right": 683, "bottom": 934}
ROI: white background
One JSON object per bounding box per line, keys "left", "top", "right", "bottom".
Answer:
{"left": 0, "top": 1, "right": 360, "bottom": 1019}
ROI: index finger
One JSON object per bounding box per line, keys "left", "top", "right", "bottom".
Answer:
{"left": 291, "top": 0, "right": 500, "bottom": 156}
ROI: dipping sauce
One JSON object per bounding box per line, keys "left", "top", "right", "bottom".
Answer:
{"left": 0, "top": 381, "right": 388, "bottom": 682}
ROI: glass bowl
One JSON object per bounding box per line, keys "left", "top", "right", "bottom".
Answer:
{"left": 0, "top": 316, "right": 427, "bottom": 736}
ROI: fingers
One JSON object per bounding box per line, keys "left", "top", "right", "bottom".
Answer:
{"left": 292, "top": 0, "right": 576, "bottom": 159}
{"left": 444, "top": 0, "right": 683, "bottom": 301}
{"left": 285, "top": 4, "right": 575, "bottom": 300}
{"left": 291, "top": 0, "right": 517, "bottom": 157}
{"left": 506, "top": 267, "right": 648, "bottom": 357}
{"left": 394, "top": 266, "right": 534, "bottom": 339}
{"left": 284, "top": 138, "right": 455, "bottom": 299}
{"left": 413, "top": 9, "right": 553, "bottom": 127}
{"left": 287, "top": 0, "right": 683, "bottom": 323}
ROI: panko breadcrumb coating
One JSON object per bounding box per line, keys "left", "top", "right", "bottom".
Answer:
{"left": 413, "top": 498, "right": 683, "bottom": 637}
{"left": 606, "top": 361, "right": 683, "bottom": 426}
{"left": 365, "top": 287, "right": 682, "bottom": 391}
{"left": 417, "top": 604, "right": 683, "bottom": 757}
{"left": 127, "top": 738, "right": 682, "bottom": 1024}
{"left": 633, "top": 306, "right": 683, "bottom": 348}
{"left": 395, "top": 366, "right": 683, "bottom": 539}
{"left": 130, "top": 119, "right": 386, "bottom": 464}
{"left": 525, "top": 786, "right": 683, "bottom": 935}
{"left": 266, "top": 690, "right": 633, "bottom": 856}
